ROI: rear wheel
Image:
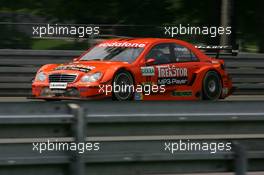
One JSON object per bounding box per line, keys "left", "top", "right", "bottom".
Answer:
{"left": 112, "top": 70, "right": 134, "bottom": 101}
{"left": 202, "top": 71, "right": 222, "bottom": 100}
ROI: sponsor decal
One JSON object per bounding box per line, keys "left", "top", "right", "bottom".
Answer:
{"left": 158, "top": 78, "right": 188, "bottom": 85}
{"left": 55, "top": 64, "right": 95, "bottom": 73}
{"left": 98, "top": 42, "right": 146, "bottom": 48}
{"left": 141, "top": 82, "right": 156, "bottom": 86}
{"left": 157, "top": 65, "right": 188, "bottom": 85}
{"left": 157, "top": 65, "right": 188, "bottom": 78}
{"left": 141, "top": 66, "right": 155, "bottom": 76}
{"left": 171, "top": 91, "right": 192, "bottom": 97}
{"left": 195, "top": 45, "right": 229, "bottom": 49}
{"left": 134, "top": 92, "right": 143, "bottom": 100}
{"left": 174, "top": 47, "right": 188, "bottom": 52}
{"left": 49, "top": 82, "right": 67, "bottom": 89}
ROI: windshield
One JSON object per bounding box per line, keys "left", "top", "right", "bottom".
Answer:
{"left": 80, "top": 46, "right": 144, "bottom": 63}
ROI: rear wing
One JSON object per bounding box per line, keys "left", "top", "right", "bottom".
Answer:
{"left": 195, "top": 45, "right": 239, "bottom": 58}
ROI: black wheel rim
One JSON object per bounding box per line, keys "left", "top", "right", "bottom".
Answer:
{"left": 205, "top": 75, "right": 220, "bottom": 99}
{"left": 113, "top": 73, "right": 133, "bottom": 100}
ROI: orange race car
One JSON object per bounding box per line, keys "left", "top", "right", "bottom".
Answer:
{"left": 32, "top": 38, "right": 233, "bottom": 100}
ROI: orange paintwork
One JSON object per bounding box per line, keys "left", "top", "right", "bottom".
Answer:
{"left": 32, "top": 38, "right": 232, "bottom": 100}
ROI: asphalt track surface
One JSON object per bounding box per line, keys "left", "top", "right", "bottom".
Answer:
{"left": 0, "top": 95, "right": 264, "bottom": 102}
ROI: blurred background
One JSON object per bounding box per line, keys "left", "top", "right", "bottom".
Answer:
{"left": 0, "top": 0, "right": 262, "bottom": 52}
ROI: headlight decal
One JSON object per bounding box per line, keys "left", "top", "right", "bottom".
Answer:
{"left": 36, "top": 72, "right": 47, "bottom": 82}
{"left": 81, "top": 72, "right": 102, "bottom": 82}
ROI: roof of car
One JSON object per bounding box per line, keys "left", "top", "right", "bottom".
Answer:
{"left": 101, "top": 38, "right": 185, "bottom": 44}
{"left": 98, "top": 38, "right": 207, "bottom": 57}
{"left": 94, "top": 37, "right": 209, "bottom": 59}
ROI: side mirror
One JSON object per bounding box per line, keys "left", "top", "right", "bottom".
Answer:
{"left": 73, "top": 57, "right": 79, "bottom": 62}
{"left": 145, "top": 58, "right": 155, "bottom": 66}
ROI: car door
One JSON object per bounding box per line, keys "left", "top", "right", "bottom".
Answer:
{"left": 144, "top": 43, "right": 201, "bottom": 93}
{"left": 144, "top": 43, "right": 172, "bottom": 88}
{"left": 144, "top": 43, "right": 181, "bottom": 93}
{"left": 169, "top": 43, "right": 201, "bottom": 88}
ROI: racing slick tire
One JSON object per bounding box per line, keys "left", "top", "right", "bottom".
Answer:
{"left": 112, "top": 70, "right": 134, "bottom": 101}
{"left": 202, "top": 71, "right": 222, "bottom": 100}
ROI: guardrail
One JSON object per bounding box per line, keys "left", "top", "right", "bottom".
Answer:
{"left": 0, "top": 101, "right": 264, "bottom": 175}
{"left": 0, "top": 49, "right": 264, "bottom": 96}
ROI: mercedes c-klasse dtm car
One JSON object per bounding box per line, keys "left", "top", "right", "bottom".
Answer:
{"left": 32, "top": 38, "right": 232, "bottom": 100}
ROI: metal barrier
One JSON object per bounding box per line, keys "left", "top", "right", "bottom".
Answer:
{"left": 0, "top": 101, "right": 263, "bottom": 175}
{"left": 0, "top": 49, "right": 264, "bottom": 96}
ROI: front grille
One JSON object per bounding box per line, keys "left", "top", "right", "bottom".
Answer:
{"left": 49, "top": 74, "right": 77, "bottom": 83}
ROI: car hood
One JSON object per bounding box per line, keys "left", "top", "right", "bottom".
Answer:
{"left": 47, "top": 61, "right": 130, "bottom": 75}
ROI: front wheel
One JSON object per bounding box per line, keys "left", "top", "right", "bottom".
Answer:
{"left": 112, "top": 70, "right": 134, "bottom": 101}
{"left": 202, "top": 71, "right": 222, "bottom": 100}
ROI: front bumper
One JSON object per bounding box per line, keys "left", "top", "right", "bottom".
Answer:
{"left": 28, "top": 95, "right": 110, "bottom": 100}
{"left": 32, "top": 83, "right": 110, "bottom": 99}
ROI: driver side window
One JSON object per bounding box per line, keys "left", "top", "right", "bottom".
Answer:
{"left": 146, "top": 44, "right": 171, "bottom": 65}
{"left": 173, "top": 44, "right": 198, "bottom": 62}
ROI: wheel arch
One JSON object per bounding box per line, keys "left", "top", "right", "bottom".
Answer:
{"left": 196, "top": 68, "right": 223, "bottom": 89}
{"left": 201, "top": 69, "right": 223, "bottom": 100}
{"left": 112, "top": 67, "right": 135, "bottom": 85}
{"left": 205, "top": 69, "right": 223, "bottom": 87}
{"left": 111, "top": 67, "right": 135, "bottom": 101}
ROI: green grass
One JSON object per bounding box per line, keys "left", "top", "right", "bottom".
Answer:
{"left": 32, "top": 39, "right": 67, "bottom": 50}
{"left": 32, "top": 39, "right": 89, "bottom": 50}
